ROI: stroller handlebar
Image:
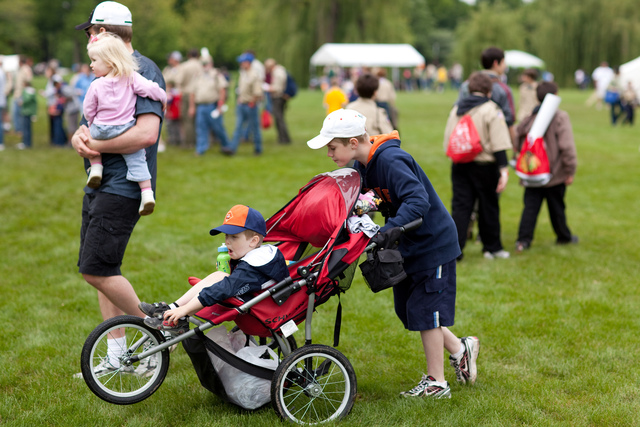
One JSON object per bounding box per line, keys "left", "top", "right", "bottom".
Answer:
{"left": 400, "top": 218, "right": 423, "bottom": 233}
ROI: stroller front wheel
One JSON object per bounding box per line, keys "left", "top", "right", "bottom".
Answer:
{"left": 271, "top": 344, "right": 357, "bottom": 424}
{"left": 79, "top": 315, "right": 170, "bottom": 405}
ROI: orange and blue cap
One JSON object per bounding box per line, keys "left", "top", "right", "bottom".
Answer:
{"left": 210, "top": 205, "right": 266, "bottom": 237}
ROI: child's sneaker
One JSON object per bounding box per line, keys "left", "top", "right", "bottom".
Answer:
{"left": 400, "top": 374, "right": 451, "bottom": 399}
{"left": 139, "top": 301, "right": 170, "bottom": 319}
{"left": 86, "top": 164, "right": 103, "bottom": 189}
{"left": 144, "top": 316, "right": 189, "bottom": 336}
{"left": 139, "top": 189, "right": 155, "bottom": 215}
{"left": 449, "top": 336, "right": 480, "bottom": 385}
{"left": 72, "top": 358, "right": 134, "bottom": 379}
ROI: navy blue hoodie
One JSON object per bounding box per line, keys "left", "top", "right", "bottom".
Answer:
{"left": 355, "top": 132, "right": 461, "bottom": 274}
{"left": 197, "top": 245, "right": 289, "bottom": 306}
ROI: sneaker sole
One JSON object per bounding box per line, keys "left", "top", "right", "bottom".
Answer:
{"left": 466, "top": 336, "right": 480, "bottom": 385}
{"left": 87, "top": 175, "right": 102, "bottom": 189}
{"left": 139, "top": 201, "right": 155, "bottom": 216}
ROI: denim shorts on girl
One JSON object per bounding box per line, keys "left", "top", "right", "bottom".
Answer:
{"left": 392, "top": 258, "right": 457, "bottom": 331}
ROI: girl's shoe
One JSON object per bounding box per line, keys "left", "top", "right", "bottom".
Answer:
{"left": 86, "top": 164, "right": 103, "bottom": 189}
{"left": 139, "top": 190, "right": 155, "bottom": 215}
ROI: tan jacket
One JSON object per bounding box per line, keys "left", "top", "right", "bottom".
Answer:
{"left": 236, "top": 67, "right": 263, "bottom": 104}
{"left": 175, "top": 58, "right": 203, "bottom": 94}
{"left": 269, "top": 64, "right": 287, "bottom": 98}
{"left": 193, "top": 68, "right": 228, "bottom": 104}
{"left": 443, "top": 101, "right": 511, "bottom": 163}
{"left": 515, "top": 109, "right": 577, "bottom": 187}
{"left": 376, "top": 78, "right": 396, "bottom": 104}
{"left": 346, "top": 98, "right": 393, "bottom": 135}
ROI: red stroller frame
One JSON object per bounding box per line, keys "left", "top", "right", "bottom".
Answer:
{"left": 79, "top": 168, "right": 371, "bottom": 424}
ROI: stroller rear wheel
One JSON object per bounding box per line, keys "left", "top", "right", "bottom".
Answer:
{"left": 80, "top": 315, "right": 170, "bottom": 405}
{"left": 271, "top": 344, "right": 356, "bottom": 424}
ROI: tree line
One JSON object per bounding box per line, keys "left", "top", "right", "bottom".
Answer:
{"left": 1, "top": 0, "right": 639, "bottom": 86}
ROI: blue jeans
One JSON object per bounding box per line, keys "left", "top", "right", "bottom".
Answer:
{"left": 195, "top": 103, "right": 230, "bottom": 154}
{"left": 230, "top": 103, "right": 261, "bottom": 154}
{"left": 50, "top": 115, "right": 67, "bottom": 146}
{"left": 0, "top": 107, "right": 4, "bottom": 145}
{"left": 22, "top": 115, "right": 32, "bottom": 147}
{"left": 12, "top": 99, "right": 22, "bottom": 134}
{"left": 90, "top": 121, "right": 150, "bottom": 182}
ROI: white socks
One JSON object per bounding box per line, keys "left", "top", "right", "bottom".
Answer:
{"left": 107, "top": 336, "right": 127, "bottom": 367}
{"left": 451, "top": 342, "right": 465, "bottom": 360}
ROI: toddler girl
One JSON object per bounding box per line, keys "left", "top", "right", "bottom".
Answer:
{"left": 83, "top": 32, "right": 167, "bottom": 215}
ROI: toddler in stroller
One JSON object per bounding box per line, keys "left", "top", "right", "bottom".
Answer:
{"left": 79, "top": 168, "right": 377, "bottom": 424}
{"left": 139, "top": 204, "right": 290, "bottom": 335}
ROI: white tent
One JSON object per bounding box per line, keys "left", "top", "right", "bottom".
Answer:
{"left": 1, "top": 54, "right": 20, "bottom": 73}
{"left": 504, "top": 50, "right": 545, "bottom": 69}
{"left": 310, "top": 43, "right": 425, "bottom": 68}
{"left": 619, "top": 56, "right": 640, "bottom": 100}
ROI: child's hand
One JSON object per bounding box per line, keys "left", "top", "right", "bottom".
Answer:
{"left": 163, "top": 306, "right": 188, "bottom": 326}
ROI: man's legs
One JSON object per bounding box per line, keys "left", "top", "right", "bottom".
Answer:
{"left": 195, "top": 104, "right": 211, "bottom": 155}
{"left": 272, "top": 97, "right": 291, "bottom": 143}
{"left": 248, "top": 105, "right": 262, "bottom": 154}
{"left": 85, "top": 274, "right": 145, "bottom": 319}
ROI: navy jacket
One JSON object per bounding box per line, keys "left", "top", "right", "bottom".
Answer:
{"left": 355, "top": 132, "right": 461, "bottom": 274}
{"left": 197, "top": 245, "right": 289, "bottom": 307}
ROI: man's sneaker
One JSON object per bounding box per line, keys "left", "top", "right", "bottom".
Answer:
{"left": 73, "top": 359, "right": 134, "bottom": 379}
{"left": 400, "top": 374, "right": 451, "bottom": 399}
{"left": 135, "top": 342, "right": 158, "bottom": 377}
{"left": 144, "top": 316, "right": 189, "bottom": 335}
{"left": 483, "top": 250, "right": 510, "bottom": 259}
{"left": 515, "top": 241, "right": 530, "bottom": 253}
{"left": 557, "top": 235, "right": 579, "bottom": 245}
{"left": 139, "top": 301, "right": 171, "bottom": 319}
{"left": 449, "top": 336, "right": 480, "bottom": 385}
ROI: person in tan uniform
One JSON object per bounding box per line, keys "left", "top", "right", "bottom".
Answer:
{"left": 346, "top": 73, "right": 393, "bottom": 136}
{"left": 175, "top": 49, "right": 202, "bottom": 148}
{"left": 443, "top": 72, "right": 512, "bottom": 260}
{"left": 229, "top": 52, "right": 263, "bottom": 155}
{"left": 517, "top": 68, "right": 538, "bottom": 122}
{"left": 264, "top": 58, "right": 291, "bottom": 144}
{"left": 162, "top": 51, "right": 183, "bottom": 146}
{"left": 191, "top": 56, "right": 231, "bottom": 156}
{"left": 374, "top": 68, "right": 398, "bottom": 129}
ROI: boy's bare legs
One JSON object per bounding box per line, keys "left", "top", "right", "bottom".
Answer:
{"left": 421, "top": 327, "right": 463, "bottom": 383}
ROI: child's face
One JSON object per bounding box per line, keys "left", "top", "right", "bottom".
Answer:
{"left": 326, "top": 139, "right": 356, "bottom": 167}
{"left": 89, "top": 54, "right": 110, "bottom": 78}
{"left": 225, "top": 232, "right": 259, "bottom": 260}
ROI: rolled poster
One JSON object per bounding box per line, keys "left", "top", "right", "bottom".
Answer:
{"left": 528, "top": 93, "right": 561, "bottom": 139}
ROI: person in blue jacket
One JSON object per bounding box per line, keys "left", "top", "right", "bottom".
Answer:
{"left": 140, "top": 204, "right": 289, "bottom": 334}
{"left": 307, "top": 109, "right": 480, "bottom": 399}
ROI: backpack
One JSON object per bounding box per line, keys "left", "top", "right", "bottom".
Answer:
{"left": 446, "top": 114, "right": 483, "bottom": 163}
{"left": 515, "top": 134, "right": 551, "bottom": 187}
{"left": 284, "top": 73, "right": 297, "bottom": 98}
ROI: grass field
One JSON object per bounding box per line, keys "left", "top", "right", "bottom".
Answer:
{"left": 1, "top": 84, "right": 639, "bottom": 426}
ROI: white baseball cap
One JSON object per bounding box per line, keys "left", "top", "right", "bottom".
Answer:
{"left": 75, "top": 1, "right": 132, "bottom": 30}
{"left": 307, "top": 109, "right": 367, "bottom": 149}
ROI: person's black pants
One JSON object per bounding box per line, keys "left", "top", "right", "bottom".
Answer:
{"left": 451, "top": 162, "right": 503, "bottom": 253}
{"left": 517, "top": 184, "right": 572, "bottom": 245}
{"left": 272, "top": 97, "right": 291, "bottom": 143}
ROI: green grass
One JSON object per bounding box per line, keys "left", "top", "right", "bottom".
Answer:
{"left": 1, "top": 85, "right": 639, "bottom": 426}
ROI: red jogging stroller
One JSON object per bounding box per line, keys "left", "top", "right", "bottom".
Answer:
{"left": 79, "top": 168, "right": 373, "bottom": 424}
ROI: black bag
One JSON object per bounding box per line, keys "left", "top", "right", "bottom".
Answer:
{"left": 359, "top": 247, "right": 407, "bottom": 293}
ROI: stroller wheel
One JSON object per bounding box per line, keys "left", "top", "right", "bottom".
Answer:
{"left": 271, "top": 344, "right": 356, "bottom": 424}
{"left": 79, "top": 315, "right": 170, "bottom": 405}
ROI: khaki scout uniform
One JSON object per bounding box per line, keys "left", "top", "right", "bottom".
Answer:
{"left": 175, "top": 58, "right": 203, "bottom": 147}
{"left": 346, "top": 98, "right": 393, "bottom": 136}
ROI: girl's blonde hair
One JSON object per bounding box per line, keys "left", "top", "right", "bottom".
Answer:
{"left": 87, "top": 32, "right": 138, "bottom": 79}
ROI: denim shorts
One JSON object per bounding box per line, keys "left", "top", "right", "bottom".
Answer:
{"left": 392, "top": 259, "right": 457, "bottom": 331}
{"left": 78, "top": 192, "right": 140, "bottom": 277}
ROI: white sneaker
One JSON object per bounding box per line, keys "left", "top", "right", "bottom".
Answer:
{"left": 483, "top": 250, "right": 510, "bottom": 259}
{"left": 449, "top": 336, "right": 480, "bottom": 385}
{"left": 139, "top": 190, "right": 155, "bottom": 215}
{"left": 73, "top": 359, "right": 134, "bottom": 379}
{"left": 0, "top": 144, "right": 5, "bottom": 151}
{"left": 134, "top": 342, "right": 159, "bottom": 377}
{"left": 16, "top": 142, "right": 26, "bottom": 150}
{"left": 86, "top": 164, "right": 103, "bottom": 189}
